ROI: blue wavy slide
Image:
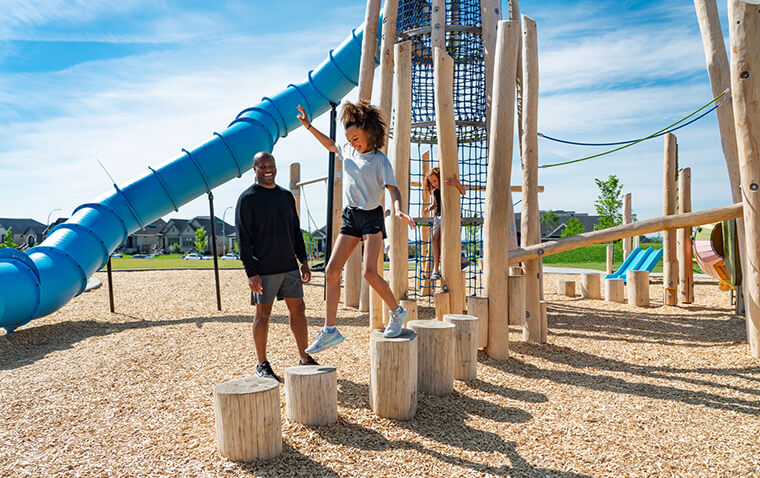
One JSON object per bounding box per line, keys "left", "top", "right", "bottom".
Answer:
{"left": 0, "top": 19, "right": 379, "bottom": 333}
{"left": 605, "top": 247, "right": 664, "bottom": 283}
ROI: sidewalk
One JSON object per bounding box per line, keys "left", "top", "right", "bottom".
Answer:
{"left": 542, "top": 265, "right": 712, "bottom": 280}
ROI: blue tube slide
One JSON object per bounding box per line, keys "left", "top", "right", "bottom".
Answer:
{"left": 0, "top": 19, "right": 379, "bottom": 333}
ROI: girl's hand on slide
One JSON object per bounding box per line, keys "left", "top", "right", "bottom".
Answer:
{"left": 296, "top": 105, "right": 311, "bottom": 128}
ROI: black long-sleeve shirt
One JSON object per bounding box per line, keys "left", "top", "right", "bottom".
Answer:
{"left": 235, "top": 184, "right": 307, "bottom": 277}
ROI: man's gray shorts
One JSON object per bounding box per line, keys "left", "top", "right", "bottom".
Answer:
{"left": 251, "top": 269, "right": 304, "bottom": 305}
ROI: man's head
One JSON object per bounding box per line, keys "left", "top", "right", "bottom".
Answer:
{"left": 253, "top": 152, "right": 276, "bottom": 188}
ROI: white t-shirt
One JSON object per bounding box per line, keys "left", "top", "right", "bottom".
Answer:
{"left": 337, "top": 143, "right": 397, "bottom": 210}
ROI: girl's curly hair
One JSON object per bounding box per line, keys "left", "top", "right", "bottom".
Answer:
{"left": 341, "top": 101, "right": 387, "bottom": 151}
{"left": 423, "top": 167, "right": 441, "bottom": 194}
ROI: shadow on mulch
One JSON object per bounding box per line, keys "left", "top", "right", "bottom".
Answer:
{"left": 0, "top": 311, "right": 340, "bottom": 371}
{"left": 310, "top": 378, "right": 586, "bottom": 477}
{"left": 547, "top": 302, "right": 746, "bottom": 347}
{"left": 232, "top": 443, "right": 340, "bottom": 477}
{"left": 486, "top": 349, "right": 760, "bottom": 417}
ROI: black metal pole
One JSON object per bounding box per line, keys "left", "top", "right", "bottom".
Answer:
{"left": 106, "top": 257, "right": 115, "bottom": 313}
{"left": 325, "top": 102, "right": 338, "bottom": 267}
{"left": 208, "top": 192, "right": 222, "bottom": 311}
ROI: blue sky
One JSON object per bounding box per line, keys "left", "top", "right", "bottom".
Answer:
{"left": 0, "top": 0, "right": 736, "bottom": 234}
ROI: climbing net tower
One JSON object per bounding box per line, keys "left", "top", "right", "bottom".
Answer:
{"left": 396, "top": 0, "right": 490, "bottom": 300}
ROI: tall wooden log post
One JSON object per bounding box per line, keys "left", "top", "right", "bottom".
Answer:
{"left": 369, "top": 0, "right": 399, "bottom": 328}
{"left": 480, "top": 0, "right": 501, "bottom": 134}
{"left": 433, "top": 48, "right": 466, "bottom": 317}
{"left": 213, "top": 377, "right": 282, "bottom": 462}
{"left": 623, "top": 193, "right": 632, "bottom": 259}
{"left": 420, "top": 151, "right": 434, "bottom": 296}
{"left": 606, "top": 243, "right": 614, "bottom": 274}
{"left": 483, "top": 20, "right": 520, "bottom": 360}
{"left": 728, "top": 0, "right": 760, "bottom": 357}
{"left": 289, "top": 163, "right": 301, "bottom": 219}
{"left": 678, "top": 168, "right": 695, "bottom": 304}
{"left": 344, "top": 0, "right": 383, "bottom": 311}
{"left": 695, "top": 0, "right": 747, "bottom": 316}
{"left": 389, "top": 42, "right": 412, "bottom": 307}
{"left": 520, "top": 16, "right": 544, "bottom": 343}
{"left": 663, "top": 134, "right": 678, "bottom": 306}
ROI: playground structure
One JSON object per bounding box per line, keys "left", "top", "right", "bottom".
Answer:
{"left": 0, "top": 0, "right": 759, "bottom": 367}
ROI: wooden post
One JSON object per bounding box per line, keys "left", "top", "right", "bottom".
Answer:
{"left": 420, "top": 151, "right": 434, "bottom": 296}
{"left": 508, "top": 203, "right": 743, "bottom": 264}
{"left": 344, "top": 252, "right": 361, "bottom": 308}
{"left": 370, "top": 0, "right": 399, "bottom": 329}
{"left": 400, "top": 299, "right": 417, "bottom": 322}
{"left": 408, "top": 320, "right": 455, "bottom": 395}
{"left": 435, "top": 291, "right": 450, "bottom": 321}
{"left": 580, "top": 273, "right": 602, "bottom": 299}
{"left": 606, "top": 243, "right": 614, "bottom": 274}
{"left": 728, "top": 0, "right": 760, "bottom": 356}
{"left": 433, "top": 48, "right": 465, "bottom": 317}
{"left": 359, "top": 270, "right": 369, "bottom": 312}
{"left": 557, "top": 279, "right": 575, "bottom": 297}
{"left": 467, "top": 296, "right": 489, "bottom": 349}
{"left": 663, "top": 133, "right": 678, "bottom": 306}
{"left": 627, "top": 270, "right": 650, "bottom": 307}
{"left": 508, "top": 275, "right": 526, "bottom": 327}
{"left": 431, "top": 0, "right": 446, "bottom": 51}
{"left": 444, "top": 314, "right": 478, "bottom": 381}
{"left": 389, "top": 41, "right": 412, "bottom": 305}
{"left": 623, "top": 193, "right": 632, "bottom": 259}
{"left": 480, "top": 0, "right": 501, "bottom": 133}
{"left": 605, "top": 278, "right": 625, "bottom": 303}
{"left": 520, "top": 16, "right": 543, "bottom": 345}
{"left": 369, "top": 329, "right": 417, "bottom": 419}
{"left": 284, "top": 366, "right": 337, "bottom": 426}
{"left": 289, "top": 163, "right": 301, "bottom": 219}
{"left": 697, "top": 0, "right": 747, "bottom": 316}
{"left": 213, "top": 377, "right": 281, "bottom": 462}
{"left": 483, "top": 20, "right": 520, "bottom": 359}
{"left": 678, "top": 168, "right": 695, "bottom": 304}
{"left": 358, "top": 0, "right": 381, "bottom": 101}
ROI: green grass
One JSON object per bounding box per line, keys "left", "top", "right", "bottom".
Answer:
{"left": 110, "top": 255, "right": 243, "bottom": 270}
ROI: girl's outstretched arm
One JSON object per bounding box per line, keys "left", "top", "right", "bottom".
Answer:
{"left": 297, "top": 105, "right": 338, "bottom": 153}
{"left": 444, "top": 176, "right": 466, "bottom": 196}
{"left": 386, "top": 185, "right": 416, "bottom": 229}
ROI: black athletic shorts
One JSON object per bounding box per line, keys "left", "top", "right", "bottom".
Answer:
{"left": 340, "top": 206, "right": 387, "bottom": 239}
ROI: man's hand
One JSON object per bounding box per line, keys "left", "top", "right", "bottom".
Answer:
{"left": 396, "top": 210, "right": 416, "bottom": 229}
{"left": 248, "top": 275, "right": 263, "bottom": 294}
{"left": 300, "top": 262, "right": 311, "bottom": 284}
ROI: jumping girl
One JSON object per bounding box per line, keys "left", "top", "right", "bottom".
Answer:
{"left": 296, "top": 101, "right": 416, "bottom": 353}
{"left": 423, "top": 167, "right": 468, "bottom": 281}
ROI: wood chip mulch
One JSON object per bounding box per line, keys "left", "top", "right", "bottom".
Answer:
{"left": 1, "top": 270, "right": 758, "bottom": 477}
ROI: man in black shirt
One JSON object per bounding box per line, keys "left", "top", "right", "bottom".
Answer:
{"left": 235, "top": 151, "right": 315, "bottom": 382}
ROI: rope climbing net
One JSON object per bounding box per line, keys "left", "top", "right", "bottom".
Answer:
{"left": 397, "top": 0, "right": 488, "bottom": 301}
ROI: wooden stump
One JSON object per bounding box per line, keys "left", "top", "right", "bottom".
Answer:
{"left": 580, "top": 273, "right": 601, "bottom": 299}
{"left": 509, "top": 275, "right": 526, "bottom": 326}
{"left": 443, "top": 314, "right": 478, "bottom": 381}
{"left": 605, "top": 278, "right": 625, "bottom": 303}
{"left": 557, "top": 279, "right": 575, "bottom": 297}
{"left": 627, "top": 270, "right": 650, "bottom": 307}
{"left": 213, "top": 376, "right": 281, "bottom": 462}
{"left": 467, "top": 295, "right": 489, "bottom": 349}
{"left": 400, "top": 299, "right": 418, "bottom": 322}
{"left": 284, "top": 366, "right": 337, "bottom": 426}
{"left": 369, "top": 329, "right": 417, "bottom": 420}
{"left": 435, "top": 291, "right": 450, "bottom": 320}
{"left": 408, "top": 319, "right": 455, "bottom": 395}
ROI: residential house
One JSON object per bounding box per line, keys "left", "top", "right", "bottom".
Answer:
{"left": 514, "top": 210, "right": 602, "bottom": 243}
{"left": 160, "top": 219, "right": 190, "bottom": 253}
{"left": 188, "top": 216, "right": 235, "bottom": 254}
{"left": 0, "top": 218, "right": 47, "bottom": 248}
{"left": 124, "top": 219, "right": 166, "bottom": 253}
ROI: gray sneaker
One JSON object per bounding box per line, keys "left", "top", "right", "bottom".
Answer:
{"left": 305, "top": 327, "right": 345, "bottom": 354}
{"left": 384, "top": 307, "right": 408, "bottom": 338}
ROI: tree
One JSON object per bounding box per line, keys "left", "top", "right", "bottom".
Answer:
{"left": 0, "top": 227, "right": 17, "bottom": 249}
{"left": 561, "top": 218, "right": 584, "bottom": 238}
{"left": 171, "top": 242, "right": 181, "bottom": 254}
{"left": 232, "top": 240, "right": 239, "bottom": 254}
{"left": 194, "top": 226, "right": 208, "bottom": 253}
{"left": 541, "top": 211, "right": 560, "bottom": 233}
{"left": 593, "top": 175, "right": 623, "bottom": 230}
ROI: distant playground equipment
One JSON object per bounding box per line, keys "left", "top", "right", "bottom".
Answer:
{"left": 605, "top": 247, "right": 664, "bottom": 284}
{"left": 2, "top": 0, "right": 759, "bottom": 370}
{"left": 693, "top": 219, "right": 742, "bottom": 292}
